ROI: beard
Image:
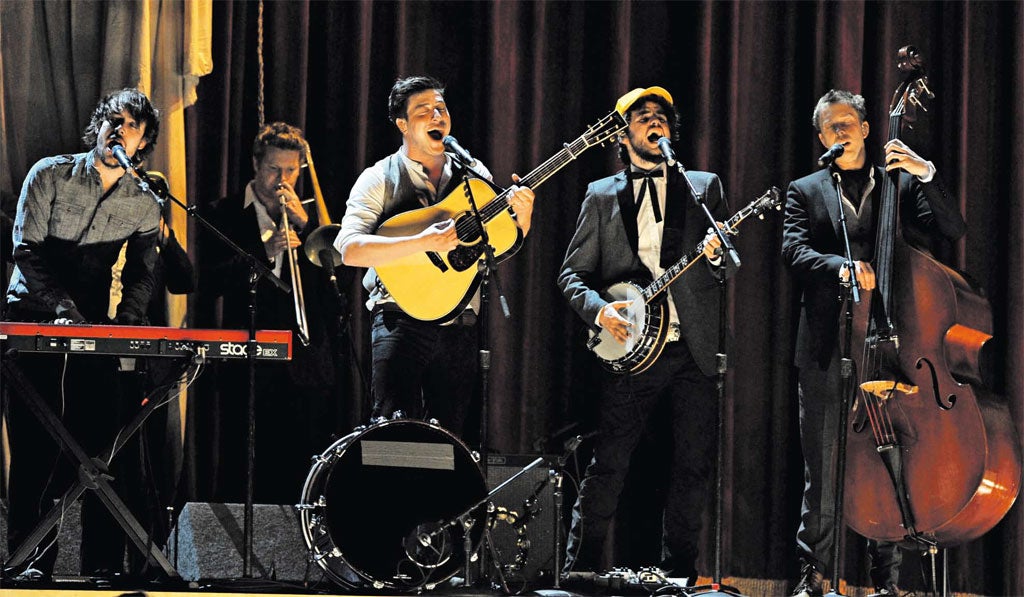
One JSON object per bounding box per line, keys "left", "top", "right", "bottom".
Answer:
{"left": 632, "top": 142, "right": 663, "bottom": 164}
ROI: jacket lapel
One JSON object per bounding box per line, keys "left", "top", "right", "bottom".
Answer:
{"left": 660, "top": 168, "right": 688, "bottom": 268}
{"left": 821, "top": 174, "right": 842, "bottom": 240}
{"left": 614, "top": 170, "right": 640, "bottom": 256}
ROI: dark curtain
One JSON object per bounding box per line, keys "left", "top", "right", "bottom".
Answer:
{"left": 4, "top": 0, "right": 1023, "bottom": 593}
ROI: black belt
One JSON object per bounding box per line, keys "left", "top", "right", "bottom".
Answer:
{"left": 373, "top": 303, "right": 477, "bottom": 327}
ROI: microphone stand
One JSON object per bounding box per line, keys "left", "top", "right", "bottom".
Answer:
{"left": 690, "top": 201, "right": 744, "bottom": 597}
{"left": 317, "top": 249, "right": 371, "bottom": 398}
{"left": 552, "top": 435, "right": 584, "bottom": 589}
{"left": 451, "top": 155, "right": 510, "bottom": 587}
{"left": 826, "top": 168, "right": 858, "bottom": 597}
{"left": 128, "top": 169, "right": 289, "bottom": 578}
{"left": 671, "top": 161, "right": 740, "bottom": 279}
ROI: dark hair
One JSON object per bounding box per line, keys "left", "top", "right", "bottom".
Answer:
{"left": 252, "top": 122, "right": 306, "bottom": 164}
{"left": 617, "top": 94, "right": 680, "bottom": 165}
{"left": 812, "top": 89, "right": 867, "bottom": 132}
{"left": 388, "top": 75, "right": 446, "bottom": 123}
{"left": 82, "top": 88, "right": 160, "bottom": 161}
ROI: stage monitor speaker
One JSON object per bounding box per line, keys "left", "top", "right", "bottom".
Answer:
{"left": 166, "top": 502, "right": 308, "bottom": 582}
{"left": 486, "top": 454, "right": 560, "bottom": 585}
{"left": 0, "top": 498, "right": 82, "bottom": 575}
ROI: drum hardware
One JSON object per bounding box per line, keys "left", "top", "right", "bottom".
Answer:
{"left": 299, "top": 419, "right": 489, "bottom": 592}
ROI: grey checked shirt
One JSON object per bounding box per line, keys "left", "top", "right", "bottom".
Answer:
{"left": 6, "top": 150, "right": 160, "bottom": 322}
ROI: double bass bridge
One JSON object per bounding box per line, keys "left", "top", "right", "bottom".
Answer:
{"left": 859, "top": 379, "right": 919, "bottom": 400}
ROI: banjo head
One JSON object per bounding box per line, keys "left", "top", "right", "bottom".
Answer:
{"left": 590, "top": 281, "right": 658, "bottom": 368}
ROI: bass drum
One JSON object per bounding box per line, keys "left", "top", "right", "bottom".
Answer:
{"left": 300, "top": 419, "right": 488, "bottom": 591}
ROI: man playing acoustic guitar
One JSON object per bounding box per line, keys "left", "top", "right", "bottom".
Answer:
{"left": 335, "top": 75, "right": 535, "bottom": 438}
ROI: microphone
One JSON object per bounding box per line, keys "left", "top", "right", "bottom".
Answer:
{"left": 442, "top": 135, "right": 477, "bottom": 167}
{"left": 817, "top": 143, "right": 845, "bottom": 166}
{"left": 319, "top": 249, "right": 339, "bottom": 284}
{"left": 110, "top": 143, "right": 137, "bottom": 172}
{"left": 656, "top": 136, "right": 677, "bottom": 167}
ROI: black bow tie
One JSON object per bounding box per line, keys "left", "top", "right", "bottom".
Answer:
{"left": 629, "top": 169, "right": 663, "bottom": 222}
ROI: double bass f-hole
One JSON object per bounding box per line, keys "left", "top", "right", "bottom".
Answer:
{"left": 914, "top": 357, "right": 956, "bottom": 410}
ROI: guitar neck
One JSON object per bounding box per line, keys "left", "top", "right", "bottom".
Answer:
{"left": 641, "top": 199, "right": 763, "bottom": 303}
{"left": 479, "top": 111, "right": 626, "bottom": 224}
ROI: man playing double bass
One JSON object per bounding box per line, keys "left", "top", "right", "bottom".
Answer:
{"left": 782, "top": 89, "right": 966, "bottom": 597}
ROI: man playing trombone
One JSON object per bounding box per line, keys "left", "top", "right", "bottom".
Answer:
{"left": 197, "top": 122, "right": 348, "bottom": 505}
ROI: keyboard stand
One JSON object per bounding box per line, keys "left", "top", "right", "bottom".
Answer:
{"left": 2, "top": 359, "right": 180, "bottom": 578}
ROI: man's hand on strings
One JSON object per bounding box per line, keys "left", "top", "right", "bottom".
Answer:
{"left": 839, "top": 260, "right": 877, "bottom": 291}
{"left": 508, "top": 173, "right": 536, "bottom": 235}
{"left": 703, "top": 222, "right": 726, "bottom": 262}
{"left": 599, "top": 300, "right": 634, "bottom": 344}
{"left": 884, "top": 139, "right": 933, "bottom": 179}
{"left": 418, "top": 219, "right": 460, "bottom": 252}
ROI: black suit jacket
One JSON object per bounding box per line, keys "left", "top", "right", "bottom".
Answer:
{"left": 781, "top": 166, "right": 966, "bottom": 370}
{"left": 558, "top": 166, "right": 729, "bottom": 376}
{"left": 198, "top": 190, "right": 345, "bottom": 387}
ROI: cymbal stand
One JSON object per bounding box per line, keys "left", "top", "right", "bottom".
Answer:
{"left": 422, "top": 457, "right": 546, "bottom": 591}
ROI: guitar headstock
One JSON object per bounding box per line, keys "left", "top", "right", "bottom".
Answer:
{"left": 751, "top": 186, "right": 783, "bottom": 220}
{"left": 890, "top": 45, "right": 935, "bottom": 127}
{"left": 581, "top": 111, "right": 628, "bottom": 149}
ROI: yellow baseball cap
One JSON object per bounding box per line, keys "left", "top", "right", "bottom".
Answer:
{"left": 615, "top": 86, "right": 674, "bottom": 116}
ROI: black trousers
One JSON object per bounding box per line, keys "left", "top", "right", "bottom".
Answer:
{"left": 796, "top": 353, "right": 901, "bottom": 587}
{"left": 369, "top": 308, "right": 477, "bottom": 437}
{"left": 563, "top": 339, "right": 718, "bottom": 579}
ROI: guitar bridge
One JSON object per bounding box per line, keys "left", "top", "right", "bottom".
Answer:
{"left": 426, "top": 251, "right": 449, "bottom": 273}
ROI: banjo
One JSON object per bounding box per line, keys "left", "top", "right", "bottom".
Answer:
{"left": 587, "top": 187, "right": 782, "bottom": 374}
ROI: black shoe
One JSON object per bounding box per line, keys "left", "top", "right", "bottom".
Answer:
{"left": 791, "top": 561, "right": 823, "bottom": 597}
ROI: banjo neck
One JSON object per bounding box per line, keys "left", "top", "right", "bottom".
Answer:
{"left": 642, "top": 187, "right": 781, "bottom": 303}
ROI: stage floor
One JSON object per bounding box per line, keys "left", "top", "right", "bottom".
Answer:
{"left": 0, "top": 576, "right": 997, "bottom": 597}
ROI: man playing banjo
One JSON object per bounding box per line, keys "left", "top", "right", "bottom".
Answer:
{"left": 556, "top": 86, "right": 728, "bottom": 586}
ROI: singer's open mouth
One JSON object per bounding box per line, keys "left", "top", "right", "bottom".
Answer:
{"left": 427, "top": 130, "right": 443, "bottom": 141}
{"left": 647, "top": 132, "right": 662, "bottom": 143}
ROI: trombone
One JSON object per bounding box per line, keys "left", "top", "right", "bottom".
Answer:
{"left": 279, "top": 139, "right": 344, "bottom": 347}
{"left": 279, "top": 186, "right": 310, "bottom": 347}
{"left": 300, "top": 140, "right": 342, "bottom": 268}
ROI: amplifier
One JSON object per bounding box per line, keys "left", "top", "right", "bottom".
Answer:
{"left": 485, "top": 454, "right": 560, "bottom": 585}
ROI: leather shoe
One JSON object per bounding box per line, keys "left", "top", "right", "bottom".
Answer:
{"left": 8, "top": 567, "right": 50, "bottom": 583}
{"left": 790, "top": 561, "right": 824, "bottom": 597}
{"left": 867, "top": 584, "right": 906, "bottom": 597}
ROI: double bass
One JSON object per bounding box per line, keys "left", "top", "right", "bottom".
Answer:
{"left": 843, "top": 46, "right": 1022, "bottom": 547}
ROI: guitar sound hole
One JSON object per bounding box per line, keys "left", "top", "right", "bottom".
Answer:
{"left": 456, "top": 219, "right": 482, "bottom": 244}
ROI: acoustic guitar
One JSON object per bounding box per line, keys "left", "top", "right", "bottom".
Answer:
{"left": 374, "top": 110, "right": 629, "bottom": 322}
